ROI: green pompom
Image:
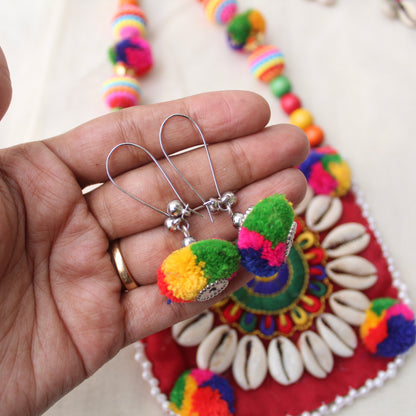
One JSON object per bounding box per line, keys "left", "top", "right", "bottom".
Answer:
{"left": 191, "top": 240, "right": 240, "bottom": 284}
{"left": 242, "top": 194, "right": 294, "bottom": 245}
{"left": 371, "top": 298, "right": 399, "bottom": 316}
{"left": 169, "top": 370, "right": 191, "bottom": 409}
{"left": 227, "top": 12, "right": 251, "bottom": 44}
{"left": 108, "top": 46, "right": 117, "bottom": 65}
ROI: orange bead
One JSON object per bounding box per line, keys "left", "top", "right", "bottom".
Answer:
{"left": 304, "top": 125, "right": 324, "bottom": 147}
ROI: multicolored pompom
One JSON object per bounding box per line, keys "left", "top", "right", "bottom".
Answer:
{"left": 360, "top": 298, "right": 416, "bottom": 357}
{"left": 248, "top": 45, "right": 285, "bottom": 83}
{"left": 109, "top": 35, "right": 153, "bottom": 76}
{"left": 237, "top": 194, "right": 295, "bottom": 277}
{"left": 169, "top": 369, "right": 235, "bottom": 416}
{"left": 157, "top": 240, "right": 241, "bottom": 303}
{"left": 102, "top": 74, "right": 141, "bottom": 109}
{"left": 227, "top": 9, "right": 266, "bottom": 52}
{"left": 298, "top": 146, "right": 352, "bottom": 197}
{"left": 112, "top": 3, "right": 147, "bottom": 40}
{"left": 204, "top": 0, "right": 238, "bottom": 24}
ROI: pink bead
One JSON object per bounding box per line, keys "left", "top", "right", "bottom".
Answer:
{"left": 280, "top": 93, "right": 301, "bottom": 115}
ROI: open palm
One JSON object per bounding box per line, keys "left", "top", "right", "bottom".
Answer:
{"left": 0, "top": 91, "right": 308, "bottom": 416}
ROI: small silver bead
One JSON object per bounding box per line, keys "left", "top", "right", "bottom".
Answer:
{"left": 165, "top": 216, "right": 182, "bottom": 232}
{"left": 220, "top": 191, "right": 237, "bottom": 207}
{"left": 182, "top": 236, "right": 197, "bottom": 247}
{"left": 232, "top": 212, "right": 245, "bottom": 228}
{"left": 167, "top": 200, "right": 184, "bottom": 217}
{"left": 208, "top": 197, "right": 220, "bottom": 213}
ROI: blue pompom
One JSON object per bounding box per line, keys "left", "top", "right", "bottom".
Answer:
{"left": 377, "top": 315, "right": 416, "bottom": 357}
{"left": 239, "top": 247, "right": 281, "bottom": 277}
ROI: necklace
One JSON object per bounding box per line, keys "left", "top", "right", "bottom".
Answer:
{"left": 101, "top": 1, "right": 415, "bottom": 416}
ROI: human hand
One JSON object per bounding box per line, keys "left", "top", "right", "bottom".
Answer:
{"left": 0, "top": 91, "right": 308, "bottom": 416}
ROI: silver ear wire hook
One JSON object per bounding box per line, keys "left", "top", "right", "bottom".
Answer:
{"left": 106, "top": 142, "right": 184, "bottom": 217}
{"left": 159, "top": 113, "right": 224, "bottom": 223}
{"left": 106, "top": 142, "right": 203, "bottom": 236}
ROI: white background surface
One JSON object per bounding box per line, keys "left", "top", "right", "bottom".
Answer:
{"left": 0, "top": 0, "right": 415, "bottom": 415}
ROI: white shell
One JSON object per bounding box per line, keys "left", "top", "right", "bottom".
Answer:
{"left": 172, "top": 311, "right": 214, "bottom": 347}
{"left": 232, "top": 335, "right": 267, "bottom": 390}
{"left": 316, "top": 313, "right": 357, "bottom": 357}
{"left": 268, "top": 337, "right": 304, "bottom": 385}
{"left": 329, "top": 289, "right": 371, "bottom": 326}
{"left": 326, "top": 255, "right": 378, "bottom": 289}
{"left": 196, "top": 325, "right": 237, "bottom": 373}
{"left": 398, "top": 1, "right": 416, "bottom": 27}
{"left": 294, "top": 185, "right": 314, "bottom": 215}
{"left": 305, "top": 195, "right": 343, "bottom": 232}
{"left": 298, "top": 331, "right": 334, "bottom": 379}
{"left": 322, "top": 222, "right": 371, "bottom": 257}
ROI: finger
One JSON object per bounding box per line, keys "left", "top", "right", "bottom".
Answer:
{"left": 44, "top": 91, "right": 271, "bottom": 186}
{"left": 121, "top": 268, "right": 256, "bottom": 345}
{"left": 118, "top": 167, "right": 306, "bottom": 286}
{"left": 0, "top": 47, "right": 12, "bottom": 121}
{"left": 87, "top": 123, "right": 308, "bottom": 240}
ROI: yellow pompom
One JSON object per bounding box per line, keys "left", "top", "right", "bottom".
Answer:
{"left": 359, "top": 309, "right": 384, "bottom": 339}
{"left": 160, "top": 246, "right": 207, "bottom": 302}
{"left": 328, "top": 160, "right": 351, "bottom": 197}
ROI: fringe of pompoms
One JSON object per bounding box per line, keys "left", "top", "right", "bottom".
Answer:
{"left": 196, "top": 0, "right": 325, "bottom": 148}
{"left": 103, "top": 0, "right": 153, "bottom": 110}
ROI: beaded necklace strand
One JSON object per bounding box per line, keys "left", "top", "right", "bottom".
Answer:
{"left": 102, "top": 0, "right": 326, "bottom": 149}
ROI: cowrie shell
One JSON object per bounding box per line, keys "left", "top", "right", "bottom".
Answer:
{"left": 329, "top": 289, "right": 370, "bottom": 326}
{"left": 326, "top": 255, "right": 377, "bottom": 289}
{"left": 232, "top": 335, "right": 267, "bottom": 390}
{"left": 268, "top": 337, "right": 304, "bottom": 385}
{"left": 172, "top": 311, "right": 214, "bottom": 347}
{"left": 298, "top": 331, "right": 334, "bottom": 379}
{"left": 316, "top": 313, "right": 357, "bottom": 357}
{"left": 196, "top": 325, "right": 237, "bottom": 373}
{"left": 294, "top": 185, "right": 314, "bottom": 215}
{"left": 322, "top": 222, "right": 370, "bottom": 258}
{"left": 305, "top": 195, "right": 343, "bottom": 232}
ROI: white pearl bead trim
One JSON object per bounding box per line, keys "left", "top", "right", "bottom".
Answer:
{"left": 134, "top": 184, "right": 412, "bottom": 416}
{"left": 134, "top": 341, "right": 176, "bottom": 415}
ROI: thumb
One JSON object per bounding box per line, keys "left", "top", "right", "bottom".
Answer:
{"left": 0, "top": 47, "right": 12, "bottom": 121}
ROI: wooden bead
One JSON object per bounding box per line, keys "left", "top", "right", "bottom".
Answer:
{"left": 280, "top": 93, "right": 301, "bottom": 115}
{"left": 289, "top": 108, "right": 314, "bottom": 129}
{"left": 270, "top": 76, "right": 291, "bottom": 98}
{"left": 304, "top": 125, "right": 324, "bottom": 147}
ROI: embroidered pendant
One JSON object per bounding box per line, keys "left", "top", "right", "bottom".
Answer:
{"left": 237, "top": 194, "right": 296, "bottom": 277}
{"left": 157, "top": 239, "right": 241, "bottom": 303}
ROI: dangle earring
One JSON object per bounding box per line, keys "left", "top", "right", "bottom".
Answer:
{"left": 159, "top": 114, "right": 297, "bottom": 279}
{"left": 106, "top": 141, "right": 241, "bottom": 304}
{"left": 221, "top": 193, "right": 297, "bottom": 278}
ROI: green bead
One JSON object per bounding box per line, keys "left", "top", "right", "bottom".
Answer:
{"left": 270, "top": 75, "right": 292, "bottom": 98}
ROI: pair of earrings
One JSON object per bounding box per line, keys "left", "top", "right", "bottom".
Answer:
{"left": 106, "top": 114, "right": 297, "bottom": 303}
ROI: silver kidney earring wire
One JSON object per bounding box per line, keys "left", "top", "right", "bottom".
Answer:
{"left": 106, "top": 142, "right": 201, "bottom": 246}
{"left": 159, "top": 113, "right": 241, "bottom": 225}
{"left": 106, "top": 139, "right": 242, "bottom": 304}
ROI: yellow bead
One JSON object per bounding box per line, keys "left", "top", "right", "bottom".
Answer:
{"left": 289, "top": 108, "right": 314, "bottom": 130}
